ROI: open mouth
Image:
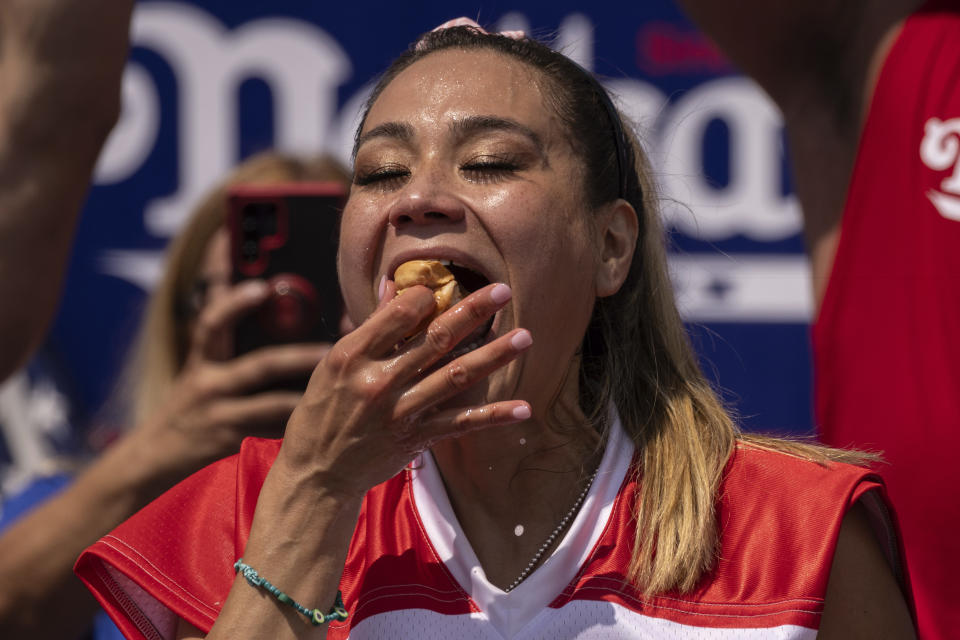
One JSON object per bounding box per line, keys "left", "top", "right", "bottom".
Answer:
{"left": 443, "top": 261, "right": 490, "bottom": 296}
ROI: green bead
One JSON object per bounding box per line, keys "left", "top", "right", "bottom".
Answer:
{"left": 233, "top": 560, "right": 348, "bottom": 626}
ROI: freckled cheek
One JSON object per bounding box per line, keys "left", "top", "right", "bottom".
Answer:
{"left": 480, "top": 188, "right": 511, "bottom": 211}
{"left": 337, "top": 207, "right": 380, "bottom": 315}
{"left": 494, "top": 191, "right": 581, "bottom": 255}
{"left": 483, "top": 192, "right": 554, "bottom": 247}
{"left": 501, "top": 215, "right": 595, "bottom": 313}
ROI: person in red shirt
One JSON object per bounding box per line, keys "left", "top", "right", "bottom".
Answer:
{"left": 77, "top": 22, "right": 914, "bottom": 640}
{"left": 676, "top": 2, "right": 960, "bottom": 638}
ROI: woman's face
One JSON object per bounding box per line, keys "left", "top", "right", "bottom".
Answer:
{"left": 339, "top": 48, "right": 602, "bottom": 408}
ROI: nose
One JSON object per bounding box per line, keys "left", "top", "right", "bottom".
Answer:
{"left": 386, "top": 171, "right": 467, "bottom": 229}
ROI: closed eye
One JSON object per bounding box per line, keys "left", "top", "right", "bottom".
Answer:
{"left": 460, "top": 155, "right": 523, "bottom": 183}
{"left": 354, "top": 163, "right": 410, "bottom": 188}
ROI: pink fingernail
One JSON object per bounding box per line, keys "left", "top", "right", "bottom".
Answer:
{"left": 378, "top": 275, "right": 387, "bottom": 301}
{"left": 512, "top": 405, "right": 531, "bottom": 420}
{"left": 511, "top": 330, "right": 532, "bottom": 350}
{"left": 490, "top": 283, "right": 511, "bottom": 304}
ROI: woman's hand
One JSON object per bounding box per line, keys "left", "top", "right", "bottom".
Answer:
{"left": 201, "top": 282, "right": 531, "bottom": 640}
{"left": 129, "top": 280, "right": 330, "bottom": 481}
{"left": 275, "top": 281, "right": 532, "bottom": 498}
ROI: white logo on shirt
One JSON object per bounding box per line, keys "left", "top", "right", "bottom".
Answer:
{"left": 920, "top": 117, "right": 960, "bottom": 221}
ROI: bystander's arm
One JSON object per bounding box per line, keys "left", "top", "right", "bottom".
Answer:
{"left": 0, "top": 0, "right": 134, "bottom": 382}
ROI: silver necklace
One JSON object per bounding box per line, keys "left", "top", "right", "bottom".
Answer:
{"left": 504, "top": 468, "right": 598, "bottom": 592}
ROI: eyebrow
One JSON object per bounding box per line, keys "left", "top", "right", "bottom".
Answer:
{"left": 353, "top": 121, "right": 415, "bottom": 157}
{"left": 353, "top": 115, "right": 547, "bottom": 163}
{"left": 449, "top": 116, "right": 546, "bottom": 159}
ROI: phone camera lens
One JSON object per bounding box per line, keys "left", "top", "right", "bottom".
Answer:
{"left": 241, "top": 202, "right": 278, "bottom": 236}
{"left": 260, "top": 209, "right": 278, "bottom": 236}
{"left": 241, "top": 240, "right": 259, "bottom": 262}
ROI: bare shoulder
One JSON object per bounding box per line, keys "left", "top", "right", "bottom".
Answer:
{"left": 817, "top": 501, "right": 915, "bottom": 639}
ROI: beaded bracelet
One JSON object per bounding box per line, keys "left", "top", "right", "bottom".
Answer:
{"left": 233, "top": 559, "right": 349, "bottom": 626}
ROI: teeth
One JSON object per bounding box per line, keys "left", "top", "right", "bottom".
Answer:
{"left": 436, "top": 259, "right": 468, "bottom": 271}
{"left": 405, "top": 258, "right": 463, "bottom": 270}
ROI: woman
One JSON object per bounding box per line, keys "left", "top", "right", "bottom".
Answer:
{"left": 0, "top": 151, "right": 346, "bottom": 640}
{"left": 76, "top": 24, "right": 915, "bottom": 639}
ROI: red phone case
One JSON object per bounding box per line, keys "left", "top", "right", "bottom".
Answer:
{"left": 228, "top": 183, "right": 345, "bottom": 357}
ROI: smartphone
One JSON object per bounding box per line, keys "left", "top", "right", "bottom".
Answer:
{"left": 228, "top": 183, "right": 345, "bottom": 360}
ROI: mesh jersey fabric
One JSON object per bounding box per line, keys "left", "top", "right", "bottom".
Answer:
{"left": 811, "top": 2, "right": 960, "bottom": 638}
{"left": 75, "top": 428, "right": 902, "bottom": 639}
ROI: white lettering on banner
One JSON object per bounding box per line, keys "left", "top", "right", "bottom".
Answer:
{"left": 0, "top": 373, "right": 71, "bottom": 495}
{"left": 95, "top": 63, "right": 160, "bottom": 184}
{"left": 920, "top": 117, "right": 960, "bottom": 221}
{"left": 670, "top": 255, "right": 812, "bottom": 323}
{"left": 94, "top": 4, "right": 811, "bottom": 322}
{"left": 495, "top": 13, "right": 532, "bottom": 39}
{"left": 557, "top": 14, "right": 594, "bottom": 71}
{"left": 659, "top": 77, "right": 802, "bottom": 241}
{"left": 328, "top": 81, "right": 374, "bottom": 173}
{"left": 118, "top": 2, "right": 351, "bottom": 236}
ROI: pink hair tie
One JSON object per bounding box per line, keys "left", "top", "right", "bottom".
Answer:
{"left": 431, "top": 17, "right": 487, "bottom": 33}
{"left": 416, "top": 17, "right": 525, "bottom": 50}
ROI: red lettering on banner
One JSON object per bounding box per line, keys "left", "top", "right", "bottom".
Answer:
{"left": 636, "top": 22, "right": 732, "bottom": 76}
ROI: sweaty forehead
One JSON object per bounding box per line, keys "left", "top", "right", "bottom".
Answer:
{"left": 362, "top": 48, "right": 556, "bottom": 138}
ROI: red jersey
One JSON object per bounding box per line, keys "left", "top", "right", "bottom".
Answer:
{"left": 812, "top": 2, "right": 960, "bottom": 638}
{"left": 75, "top": 426, "right": 903, "bottom": 639}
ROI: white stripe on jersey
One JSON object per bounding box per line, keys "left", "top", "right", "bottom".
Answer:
{"left": 347, "top": 601, "right": 818, "bottom": 640}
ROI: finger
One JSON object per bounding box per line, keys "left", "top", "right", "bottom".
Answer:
{"left": 342, "top": 285, "right": 437, "bottom": 356}
{"left": 189, "top": 280, "right": 270, "bottom": 362}
{"left": 386, "top": 283, "right": 513, "bottom": 382}
{"left": 405, "top": 401, "right": 532, "bottom": 450}
{"left": 376, "top": 277, "right": 397, "bottom": 312}
{"left": 395, "top": 327, "right": 532, "bottom": 417}
{"left": 208, "top": 343, "right": 330, "bottom": 395}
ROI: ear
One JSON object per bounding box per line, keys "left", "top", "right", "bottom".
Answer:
{"left": 595, "top": 198, "right": 639, "bottom": 298}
